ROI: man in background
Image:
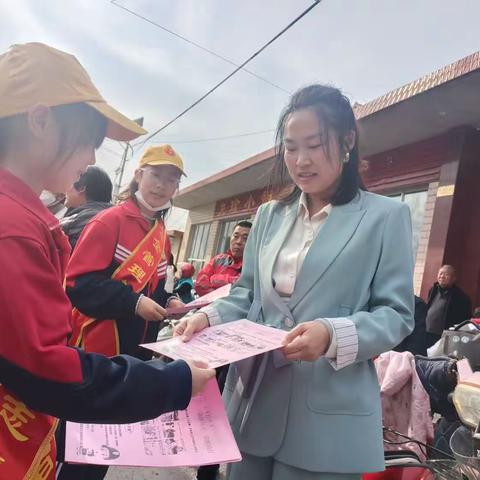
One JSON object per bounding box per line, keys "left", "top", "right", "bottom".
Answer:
{"left": 195, "top": 221, "right": 252, "bottom": 297}
{"left": 426, "top": 265, "right": 472, "bottom": 344}
{"left": 61, "top": 165, "right": 113, "bottom": 249}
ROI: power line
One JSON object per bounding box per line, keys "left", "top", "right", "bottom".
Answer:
{"left": 97, "top": 149, "right": 121, "bottom": 161}
{"left": 142, "top": 129, "right": 274, "bottom": 145}
{"left": 110, "top": 0, "right": 290, "bottom": 95}
{"left": 134, "top": 1, "right": 322, "bottom": 148}
{"left": 98, "top": 139, "right": 125, "bottom": 155}
{"left": 99, "top": 144, "right": 122, "bottom": 156}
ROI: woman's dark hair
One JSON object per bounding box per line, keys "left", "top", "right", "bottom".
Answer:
{"left": 73, "top": 165, "right": 112, "bottom": 203}
{"left": 271, "top": 84, "right": 364, "bottom": 205}
{"left": 0, "top": 102, "right": 106, "bottom": 160}
{"left": 52, "top": 103, "right": 107, "bottom": 158}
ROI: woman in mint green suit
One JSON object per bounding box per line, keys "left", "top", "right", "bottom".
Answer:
{"left": 176, "top": 84, "right": 415, "bottom": 480}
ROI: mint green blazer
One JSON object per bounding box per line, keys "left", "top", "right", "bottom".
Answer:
{"left": 212, "top": 190, "right": 414, "bottom": 474}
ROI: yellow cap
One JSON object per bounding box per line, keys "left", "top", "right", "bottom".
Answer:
{"left": 0, "top": 42, "right": 147, "bottom": 141}
{"left": 139, "top": 145, "right": 186, "bottom": 176}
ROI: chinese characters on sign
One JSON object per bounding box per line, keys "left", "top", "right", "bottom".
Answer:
{"left": 0, "top": 394, "right": 35, "bottom": 442}
{"left": 0, "top": 390, "right": 56, "bottom": 479}
{"left": 214, "top": 188, "right": 273, "bottom": 218}
{"left": 142, "top": 250, "right": 154, "bottom": 267}
{"left": 127, "top": 263, "right": 146, "bottom": 283}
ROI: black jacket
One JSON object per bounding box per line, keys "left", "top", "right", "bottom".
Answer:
{"left": 415, "top": 355, "right": 458, "bottom": 420}
{"left": 427, "top": 283, "right": 472, "bottom": 330}
{"left": 61, "top": 201, "right": 111, "bottom": 249}
{"left": 395, "top": 296, "right": 429, "bottom": 355}
{"left": 67, "top": 270, "right": 170, "bottom": 360}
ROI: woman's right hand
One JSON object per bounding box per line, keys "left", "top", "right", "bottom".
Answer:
{"left": 136, "top": 296, "right": 166, "bottom": 322}
{"left": 174, "top": 312, "right": 209, "bottom": 341}
{"left": 186, "top": 360, "right": 216, "bottom": 396}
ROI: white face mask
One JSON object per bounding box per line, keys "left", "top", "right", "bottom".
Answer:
{"left": 135, "top": 190, "right": 171, "bottom": 213}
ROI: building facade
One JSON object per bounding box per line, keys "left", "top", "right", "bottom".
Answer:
{"left": 175, "top": 51, "right": 480, "bottom": 305}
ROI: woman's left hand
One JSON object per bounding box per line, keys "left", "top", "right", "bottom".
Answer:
{"left": 282, "top": 321, "right": 330, "bottom": 362}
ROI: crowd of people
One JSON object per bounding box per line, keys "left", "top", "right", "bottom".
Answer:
{"left": 0, "top": 41, "right": 478, "bottom": 480}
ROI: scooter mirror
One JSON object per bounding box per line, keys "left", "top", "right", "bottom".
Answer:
{"left": 454, "top": 360, "right": 480, "bottom": 429}
{"left": 454, "top": 383, "right": 480, "bottom": 428}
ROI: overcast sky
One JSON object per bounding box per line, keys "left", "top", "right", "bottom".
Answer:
{"left": 1, "top": 0, "right": 479, "bottom": 200}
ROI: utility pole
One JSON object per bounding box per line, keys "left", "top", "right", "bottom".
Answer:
{"left": 113, "top": 141, "right": 132, "bottom": 199}
{"left": 113, "top": 117, "right": 144, "bottom": 199}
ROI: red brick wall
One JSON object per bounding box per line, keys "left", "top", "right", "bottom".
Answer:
{"left": 362, "top": 134, "right": 447, "bottom": 193}
{"left": 443, "top": 130, "right": 480, "bottom": 306}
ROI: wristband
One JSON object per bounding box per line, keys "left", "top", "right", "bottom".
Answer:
{"left": 135, "top": 294, "right": 145, "bottom": 315}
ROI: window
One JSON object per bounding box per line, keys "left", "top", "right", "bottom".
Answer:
{"left": 388, "top": 190, "right": 427, "bottom": 260}
{"left": 186, "top": 223, "right": 211, "bottom": 273}
{"left": 214, "top": 218, "right": 249, "bottom": 255}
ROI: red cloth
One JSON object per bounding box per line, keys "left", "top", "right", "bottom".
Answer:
{"left": 0, "top": 168, "right": 83, "bottom": 383}
{"left": 66, "top": 198, "right": 171, "bottom": 293}
{"left": 194, "top": 251, "right": 242, "bottom": 297}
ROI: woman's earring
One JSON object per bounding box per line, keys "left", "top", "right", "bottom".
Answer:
{"left": 343, "top": 152, "right": 350, "bottom": 164}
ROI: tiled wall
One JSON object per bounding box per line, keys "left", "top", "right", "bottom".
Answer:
{"left": 413, "top": 182, "right": 438, "bottom": 297}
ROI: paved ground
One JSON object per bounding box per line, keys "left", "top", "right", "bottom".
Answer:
{"left": 106, "top": 466, "right": 196, "bottom": 480}
{"left": 106, "top": 465, "right": 226, "bottom": 480}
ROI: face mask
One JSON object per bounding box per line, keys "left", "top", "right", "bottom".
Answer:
{"left": 135, "top": 190, "right": 171, "bottom": 212}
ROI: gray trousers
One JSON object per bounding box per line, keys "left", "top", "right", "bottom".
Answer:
{"left": 227, "top": 453, "right": 362, "bottom": 480}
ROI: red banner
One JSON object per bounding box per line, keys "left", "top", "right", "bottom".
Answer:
{"left": 0, "top": 385, "right": 57, "bottom": 480}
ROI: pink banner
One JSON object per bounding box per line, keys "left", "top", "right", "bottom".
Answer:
{"left": 65, "top": 379, "right": 241, "bottom": 467}
{"left": 142, "top": 319, "right": 287, "bottom": 368}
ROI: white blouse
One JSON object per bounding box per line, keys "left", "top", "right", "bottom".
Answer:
{"left": 272, "top": 194, "right": 331, "bottom": 298}
{"left": 269, "top": 194, "right": 358, "bottom": 367}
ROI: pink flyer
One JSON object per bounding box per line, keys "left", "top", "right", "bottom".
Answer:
{"left": 141, "top": 319, "right": 287, "bottom": 368}
{"left": 65, "top": 379, "right": 241, "bottom": 467}
{"left": 166, "top": 284, "right": 232, "bottom": 316}
{"left": 187, "top": 284, "right": 231, "bottom": 307}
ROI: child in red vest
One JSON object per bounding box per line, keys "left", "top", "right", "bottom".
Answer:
{"left": 58, "top": 145, "right": 189, "bottom": 479}
{"left": 67, "top": 145, "right": 187, "bottom": 360}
